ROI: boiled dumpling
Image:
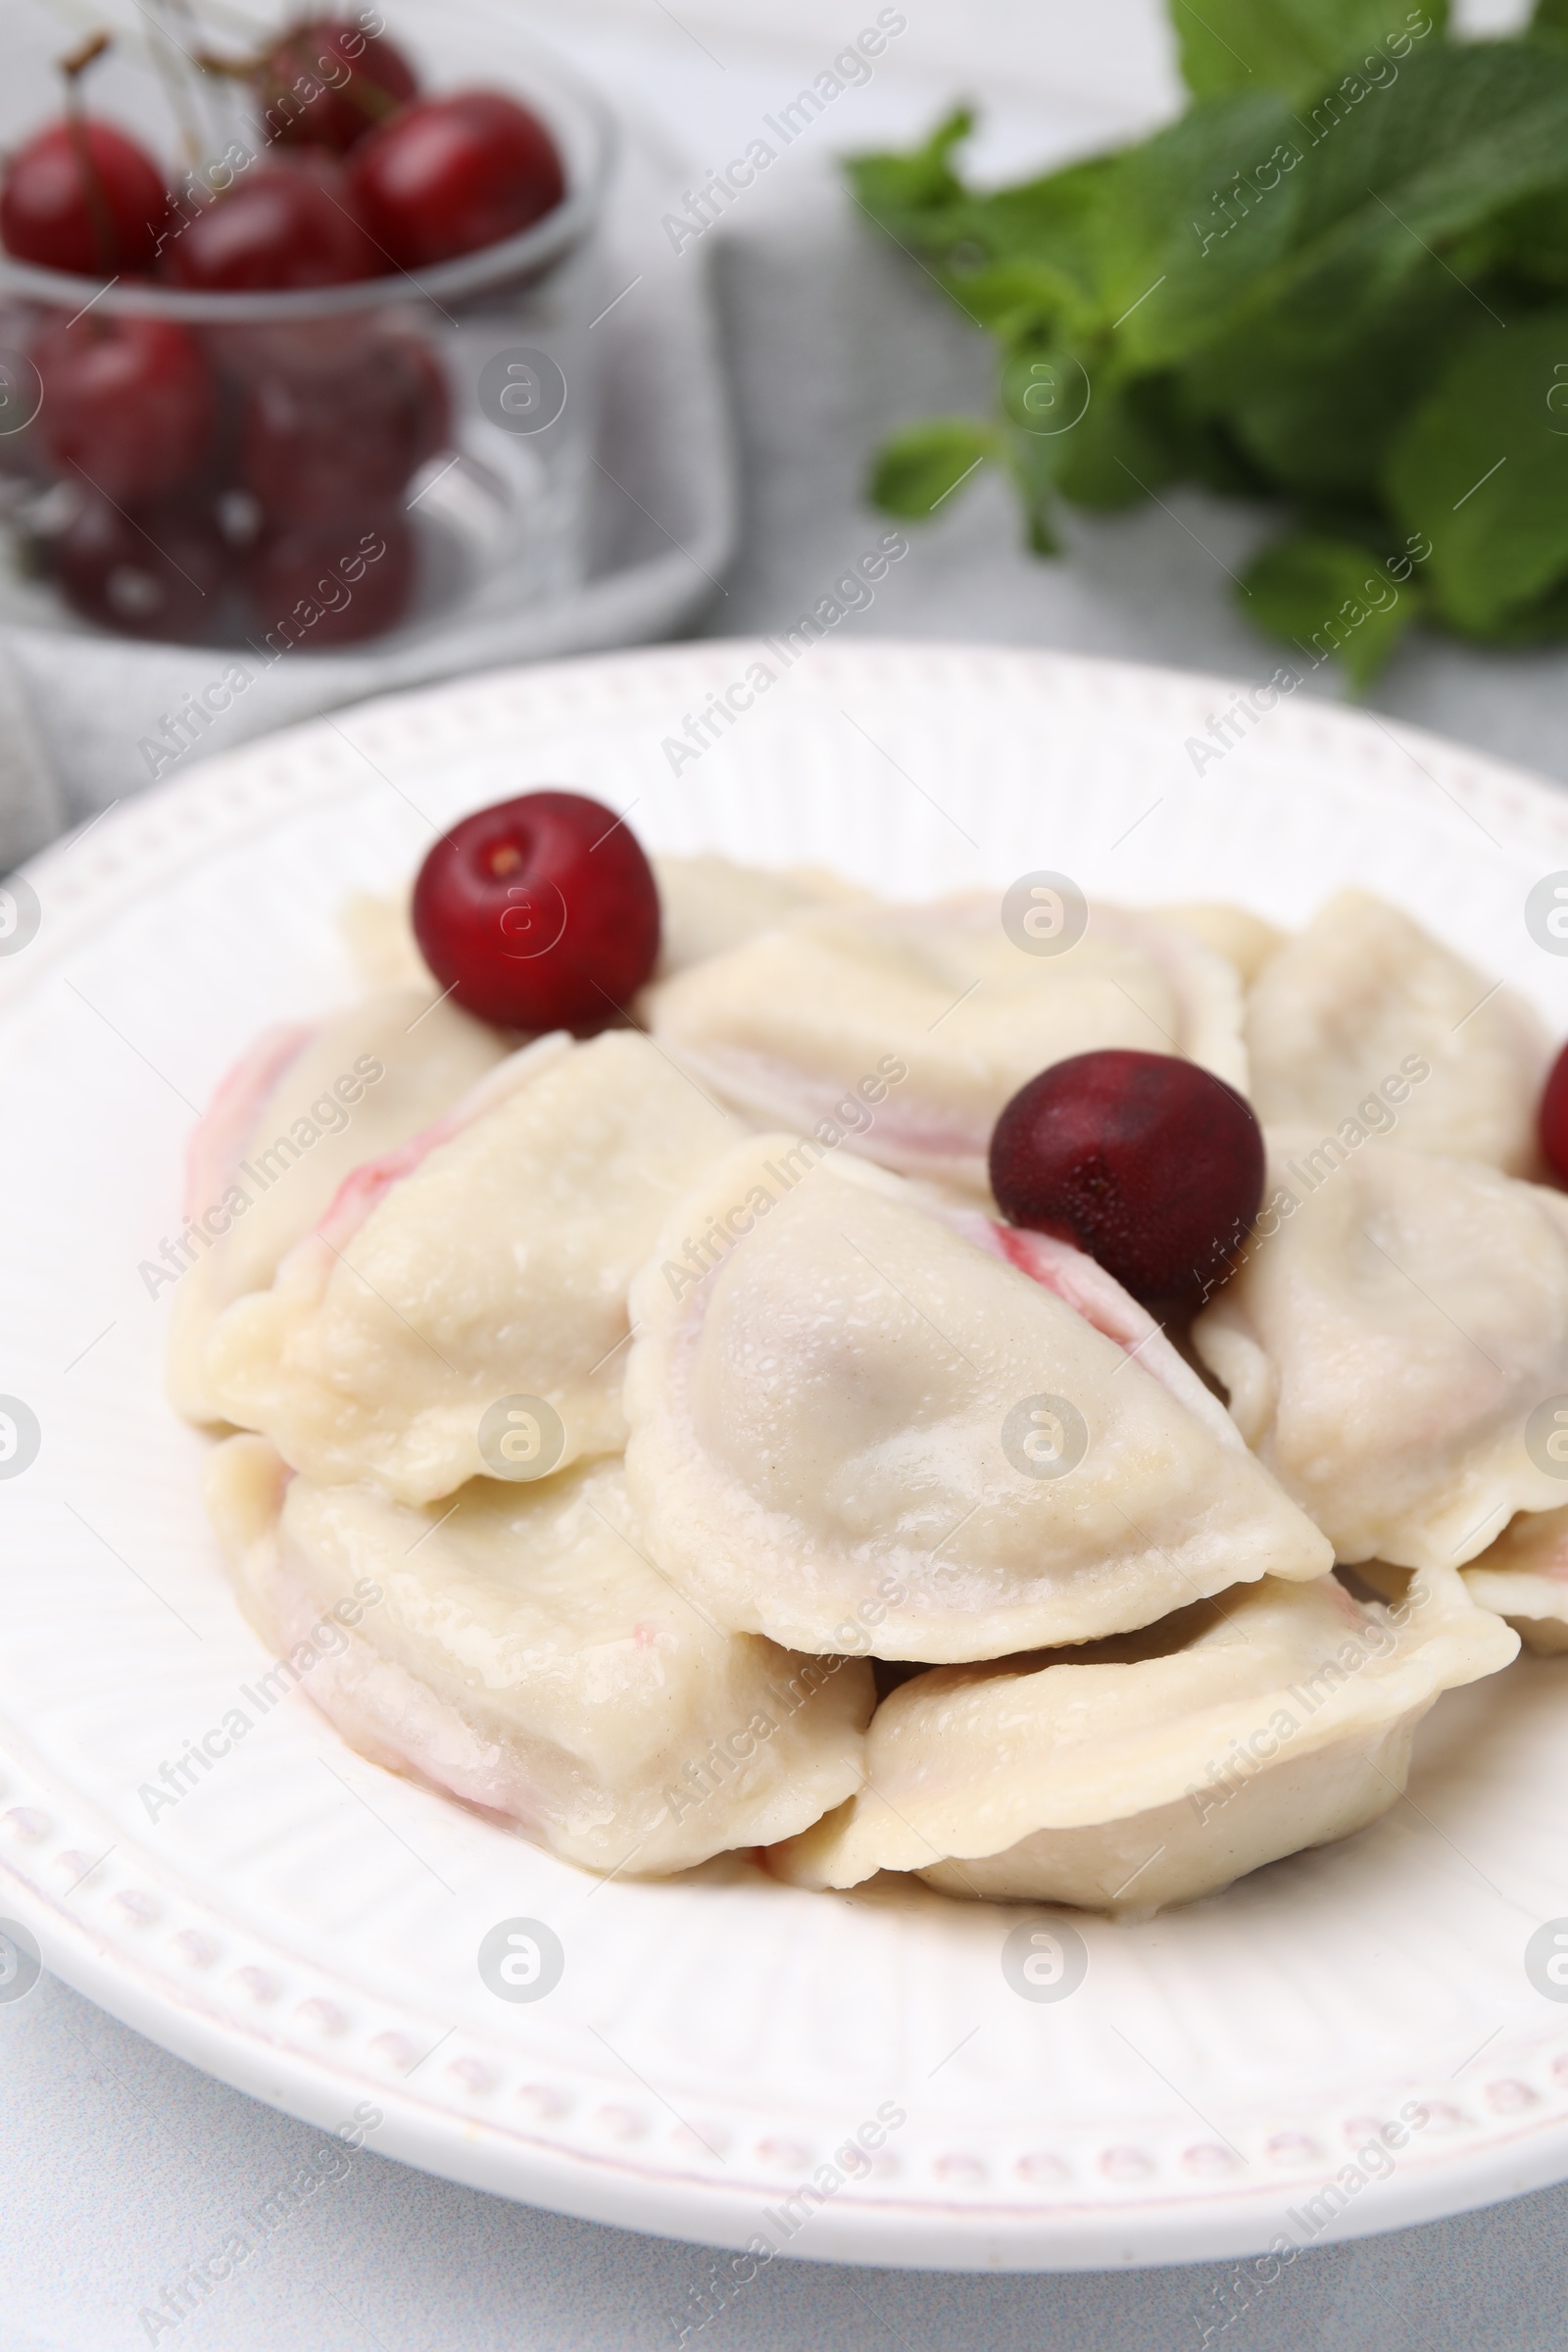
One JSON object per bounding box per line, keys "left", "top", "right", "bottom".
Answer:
{"left": 938, "top": 1203, "right": 1245, "bottom": 1451}
{"left": 1195, "top": 1134, "right": 1568, "bottom": 1570}
{"left": 646, "top": 891, "right": 1247, "bottom": 1194}
{"left": 1462, "top": 1506, "right": 1568, "bottom": 1654}
{"left": 1161, "top": 903, "right": 1286, "bottom": 987}
{"left": 342, "top": 857, "right": 865, "bottom": 1004}
{"left": 203, "top": 1031, "right": 744, "bottom": 1503}
{"left": 339, "top": 893, "right": 427, "bottom": 992}
{"left": 649, "top": 855, "right": 870, "bottom": 983}
{"left": 623, "top": 1136, "right": 1332, "bottom": 1662}
{"left": 206, "top": 1437, "right": 871, "bottom": 1874}
{"left": 1245, "top": 889, "right": 1549, "bottom": 1175}
{"left": 168, "top": 988, "right": 507, "bottom": 1422}
{"left": 769, "top": 1566, "right": 1516, "bottom": 1910}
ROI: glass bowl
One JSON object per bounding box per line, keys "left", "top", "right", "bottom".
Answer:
{"left": 0, "top": 14, "right": 617, "bottom": 654}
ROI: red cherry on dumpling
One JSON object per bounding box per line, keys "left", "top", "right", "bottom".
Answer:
{"left": 1540, "top": 1043, "right": 1568, "bottom": 1185}
{"left": 347, "top": 92, "right": 564, "bottom": 270}
{"left": 412, "top": 791, "right": 661, "bottom": 1033}
{"left": 989, "top": 1049, "right": 1265, "bottom": 1306}
{"left": 0, "top": 118, "right": 169, "bottom": 275}
{"left": 261, "top": 19, "right": 419, "bottom": 153}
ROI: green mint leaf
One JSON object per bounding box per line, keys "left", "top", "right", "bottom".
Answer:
{"left": 1529, "top": 0, "right": 1568, "bottom": 45}
{"left": 1241, "top": 529, "right": 1423, "bottom": 687}
{"left": 847, "top": 134, "right": 1125, "bottom": 341}
{"left": 1111, "top": 43, "right": 1568, "bottom": 373}
{"left": 1002, "top": 428, "right": 1066, "bottom": 551}
{"left": 1488, "top": 180, "right": 1568, "bottom": 287}
{"left": 1129, "top": 372, "right": 1272, "bottom": 494}
{"left": 947, "top": 158, "right": 1127, "bottom": 335}
{"left": 1084, "top": 88, "right": 1302, "bottom": 361}
{"left": 945, "top": 259, "right": 1079, "bottom": 337}
{"left": 1442, "top": 579, "right": 1568, "bottom": 645}
{"left": 1171, "top": 1, "right": 1447, "bottom": 104}
{"left": 1383, "top": 308, "right": 1568, "bottom": 633}
{"left": 1183, "top": 272, "right": 1473, "bottom": 497}
{"left": 850, "top": 43, "right": 1568, "bottom": 662}
{"left": 869, "top": 418, "right": 998, "bottom": 518}
{"left": 1025, "top": 507, "right": 1061, "bottom": 556}
{"left": 1012, "top": 365, "right": 1184, "bottom": 510}
{"left": 846, "top": 108, "right": 973, "bottom": 232}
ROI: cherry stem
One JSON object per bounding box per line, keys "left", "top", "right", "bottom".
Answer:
{"left": 61, "top": 30, "right": 113, "bottom": 81}
{"left": 135, "top": 0, "right": 208, "bottom": 175}
{"left": 191, "top": 48, "right": 263, "bottom": 78}
{"left": 344, "top": 74, "right": 404, "bottom": 126}
{"left": 198, "top": 25, "right": 401, "bottom": 126}
{"left": 58, "top": 31, "right": 119, "bottom": 278}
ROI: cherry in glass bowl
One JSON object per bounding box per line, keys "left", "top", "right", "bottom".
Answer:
{"left": 0, "top": 21, "right": 613, "bottom": 657}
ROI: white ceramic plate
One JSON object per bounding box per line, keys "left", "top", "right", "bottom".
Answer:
{"left": 6, "top": 640, "right": 1568, "bottom": 2274}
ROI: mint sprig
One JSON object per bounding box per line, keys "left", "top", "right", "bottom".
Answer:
{"left": 851, "top": 4, "right": 1568, "bottom": 683}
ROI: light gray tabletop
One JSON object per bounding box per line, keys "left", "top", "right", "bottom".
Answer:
{"left": 9, "top": 4, "right": 1568, "bottom": 2345}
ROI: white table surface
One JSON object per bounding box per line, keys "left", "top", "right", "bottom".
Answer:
{"left": 10, "top": 3, "right": 1568, "bottom": 2345}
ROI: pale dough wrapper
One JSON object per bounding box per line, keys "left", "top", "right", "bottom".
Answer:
{"left": 1462, "top": 1503, "right": 1568, "bottom": 1655}
{"left": 203, "top": 1030, "right": 743, "bottom": 1503}
{"left": 1245, "top": 888, "right": 1549, "bottom": 1176}
{"left": 623, "top": 1136, "right": 1331, "bottom": 1663}
{"left": 1160, "top": 902, "right": 1287, "bottom": 987}
{"left": 768, "top": 1566, "right": 1516, "bottom": 1911}
{"left": 169, "top": 986, "right": 507, "bottom": 1422}
{"left": 647, "top": 891, "right": 1247, "bottom": 1196}
{"left": 205, "top": 1436, "right": 872, "bottom": 1877}
{"left": 342, "top": 857, "right": 868, "bottom": 1005}
{"left": 338, "top": 893, "right": 427, "bottom": 992}
{"left": 1195, "top": 1134, "right": 1568, "bottom": 1572}
{"left": 647, "top": 854, "right": 870, "bottom": 985}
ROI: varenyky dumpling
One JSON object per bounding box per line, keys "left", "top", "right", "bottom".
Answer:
{"left": 340, "top": 858, "right": 867, "bottom": 1002}
{"left": 1195, "top": 1134, "right": 1568, "bottom": 1570}
{"left": 339, "top": 892, "right": 428, "bottom": 992}
{"left": 1461, "top": 1505, "right": 1568, "bottom": 1655}
{"left": 623, "top": 1136, "right": 1332, "bottom": 1662}
{"left": 168, "top": 987, "right": 507, "bottom": 1422}
{"left": 649, "top": 854, "right": 869, "bottom": 983}
{"left": 1161, "top": 903, "right": 1286, "bottom": 987}
{"left": 769, "top": 1566, "right": 1516, "bottom": 1911}
{"left": 938, "top": 1203, "right": 1247, "bottom": 1452}
{"left": 646, "top": 891, "right": 1247, "bottom": 1194}
{"left": 206, "top": 1437, "right": 871, "bottom": 1874}
{"left": 1245, "top": 889, "right": 1549, "bottom": 1176}
{"left": 203, "top": 1031, "right": 743, "bottom": 1502}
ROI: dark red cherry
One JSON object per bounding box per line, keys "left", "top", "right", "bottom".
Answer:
{"left": 245, "top": 512, "right": 415, "bottom": 646}
{"left": 0, "top": 319, "right": 45, "bottom": 478}
{"left": 1541, "top": 1044, "right": 1568, "bottom": 1185}
{"left": 347, "top": 92, "right": 564, "bottom": 271}
{"left": 164, "top": 154, "right": 377, "bottom": 289}
{"left": 51, "top": 492, "right": 228, "bottom": 640}
{"left": 32, "top": 313, "right": 215, "bottom": 503}
{"left": 989, "top": 1049, "right": 1265, "bottom": 1306}
{"left": 412, "top": 791, "right": 661, "bottom": 1032}
{"left": 260, "top": 19, "right": 418, "bottom": 153}
{"left": 0, "top": 118, "right": 169, "bottom": 276}
{"left": 240, "top": 332, "right": 448, "bottom": 521}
